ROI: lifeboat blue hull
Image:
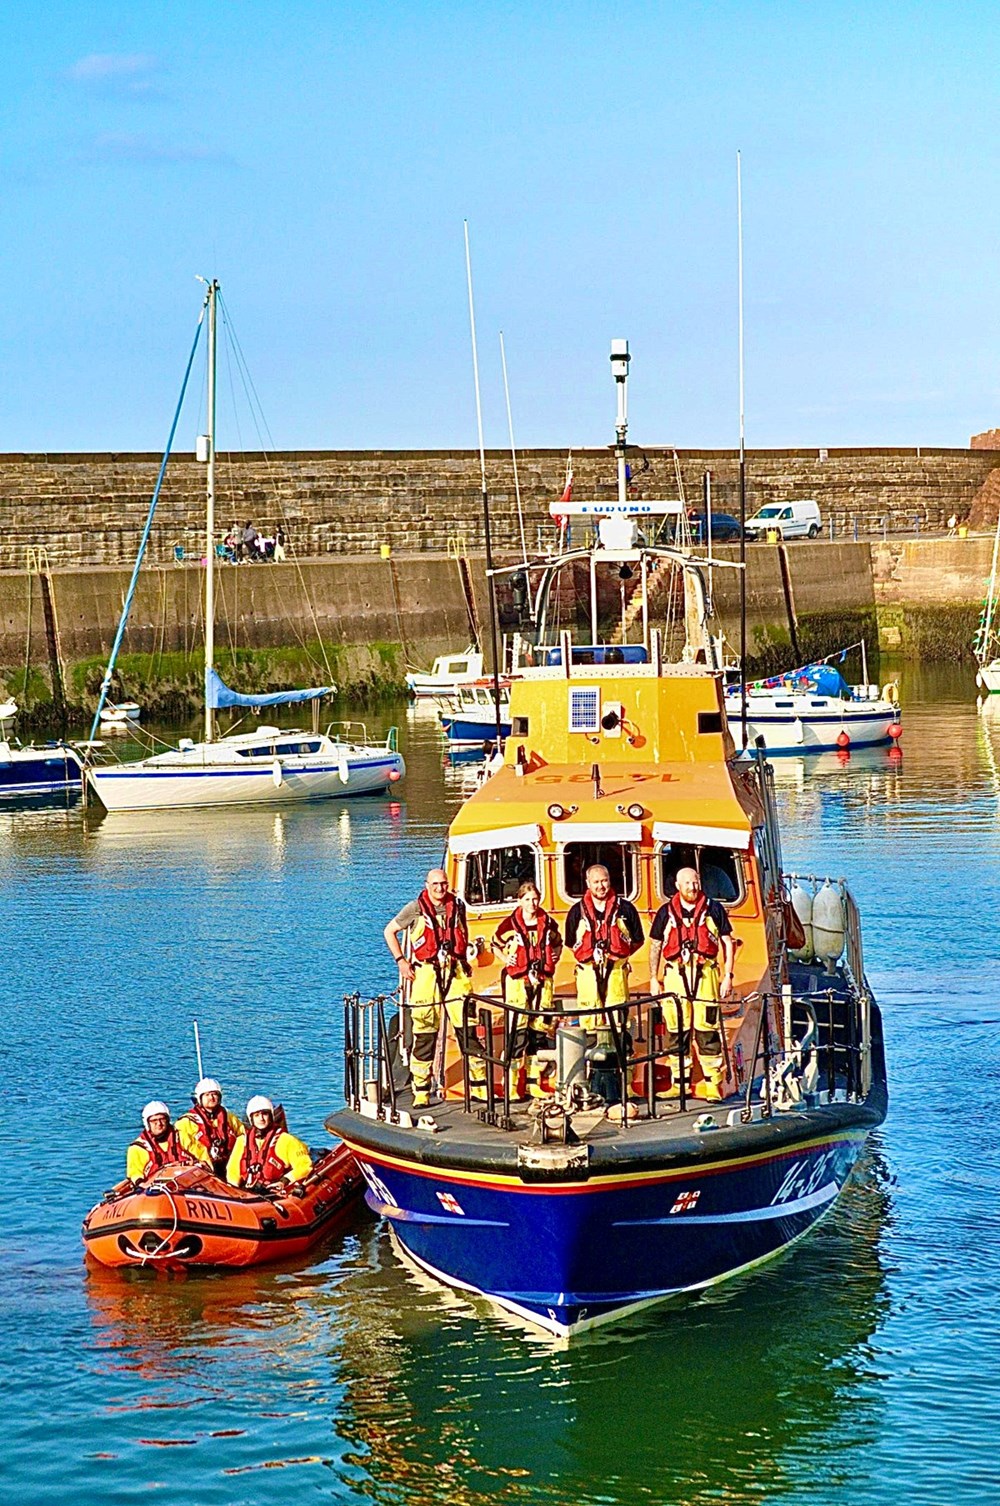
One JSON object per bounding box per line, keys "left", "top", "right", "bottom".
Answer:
{"left": 344, "top": 1125, "right": 871, "bottom": 1336}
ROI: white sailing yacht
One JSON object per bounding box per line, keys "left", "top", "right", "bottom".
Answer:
{"left": 86, "top": 280, "right": 405, "bottom": 812}
{"left": 975, "top": 503, "right": 1000, "bottom": 694}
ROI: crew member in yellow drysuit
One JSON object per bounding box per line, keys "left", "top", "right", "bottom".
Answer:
{"left": 126, "top": 1101, "right": 196, "bottom": 1181}
{"left": 176, "top": 1078, "right": 244, "bottom": 1177}
{"left": 226, "top": 1096, "right": 312, "bottom": 1189}
{"left": 384, "top": 868, "right": 486, "bottom": 1109}
{"left": 565, "top": 864, "right": 644, "bottom": 1014}
{"left": 493, "top": 881, "right": 563, "bottom": 1100}
{"left": 648, "top": 866, "right": 736, "bottom": 1101}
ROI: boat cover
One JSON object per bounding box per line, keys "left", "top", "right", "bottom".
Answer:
{"left": 739, "top": 662, "right": 850, "bottom": 698}
{"left": 206, "top": 668, "right": 334, "bottom": 710}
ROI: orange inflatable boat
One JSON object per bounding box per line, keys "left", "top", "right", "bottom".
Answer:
{"left": 82, "top": 1142, "right": 363, "bottom": 1270}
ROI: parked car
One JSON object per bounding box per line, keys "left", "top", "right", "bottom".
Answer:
{"left": 745, "top": 499, "right": 822, "bottom": 540}
{"left": 687, "top": 510, "right": 744, "bottom": 543}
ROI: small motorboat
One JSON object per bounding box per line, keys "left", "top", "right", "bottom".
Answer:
{"left": 406, "top": 647, "right": 484, "bottom": 699}
{"left": 98, "top": 701, "right": 142, "bottom": 731}
{"left": 82, "top": 1142, "right": 364, "bottom": 1270}
{"left": 437, "top": 681, "right": 512, "bottom": 745}
{"left": 0, "top": 737, "right": 85, "bottom": 796}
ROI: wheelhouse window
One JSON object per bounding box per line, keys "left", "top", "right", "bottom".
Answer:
{"left": 562, "top": 842, "right": 636, "bottom": 900}
{"left": 463, "top": 845, "right": 538, "bottom": 906}
{"left": 659, "top": 842, "right": 743, "bottom": 905}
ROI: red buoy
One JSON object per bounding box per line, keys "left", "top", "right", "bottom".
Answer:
{"left": 836, "top": 730, "right": 851, "bottom": 749}
{"left": 388, "top": 769, "right": 402, "bottom": 782}
{"left": 887, "top": 722, "right": 902, "bottom": 741}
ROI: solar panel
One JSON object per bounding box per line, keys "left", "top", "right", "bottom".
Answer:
{"left": 569, "top": 687, "right": 600, "bottom": 733}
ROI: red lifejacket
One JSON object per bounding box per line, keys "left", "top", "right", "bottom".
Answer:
{"left": 131, "top": 1127, "right": 190, "bottom": 1176}
{"left": 239, "top": 1125, "right": 290, "bottom": 1187}
{"left": 572, "top": 890, "right": 634, "bottom": 965}
{"left": 188, "top": 1102, "right": 238, "bottom": 1165}
{"left": 506, "top": 907, "right": 561, "bottom": 980}
{"left": 411, "top": 890, "right": 469, "bottom": 969}
{"left": 659, "top": 892, "right": 720, "bottom": 963}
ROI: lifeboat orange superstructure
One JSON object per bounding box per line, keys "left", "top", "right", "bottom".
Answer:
{"left": 82, "top": 1142, "right": 363, "bottom": 1270}
{"left": 437, "top": 655, "right": 777, "bottom": 1099}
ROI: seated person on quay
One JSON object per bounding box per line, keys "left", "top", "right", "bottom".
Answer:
{"left": 226, "top": 1096, "right": 312, "bottom": 1191}
{"left": 648, "top": 866, "right": 736, "bottom": 1102}
{"left": 126, "top": 1101, "right": 197, "bottom": 1182}
{"left": 176, "top": 1077, "right": 244, "bottom": 1178}
{"left": 492, "top": 880, "right": 563, "bottom": 1101}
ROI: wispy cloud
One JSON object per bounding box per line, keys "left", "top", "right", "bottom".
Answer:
{"left": 65, "top": 53, "right": 162, "bottom": 97}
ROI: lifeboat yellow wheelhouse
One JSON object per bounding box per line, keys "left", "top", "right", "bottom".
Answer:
{"left": 443, "top": 626, "right": 778, "bottom": 1103}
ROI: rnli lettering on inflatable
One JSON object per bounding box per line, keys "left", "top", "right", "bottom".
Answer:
{"left": 81, "top": 1143, "right": 362, "bottom": 1270}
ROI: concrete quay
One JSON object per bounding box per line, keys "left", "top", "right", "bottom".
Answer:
{"left": 0, "top": 534, "right": 990, "bottom": 724}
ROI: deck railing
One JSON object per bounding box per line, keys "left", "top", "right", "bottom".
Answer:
{"left": 783, "top": 872, "right": 873, "bottom": 1097}
{"left": 342, "top": 981, "right": 873, "bottom": 1131}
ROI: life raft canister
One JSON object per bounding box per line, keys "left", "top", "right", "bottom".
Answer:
{"left": 239, "top": 1125, "right": 291, "bottom": 1186}
{"left": 659, "top": 892, "right": 721, "bottom": 963}
{"left": 130, "top": 1127, "right": 190, "bottom": 1177}
{"left": 188, "top": 1101, "right": 238, "bottom": 1164}
{"left": 411, "top": 889, "right": 470, "bottom": 969}
{"left": 573, "top": 890, "right": 634, "bottom": 965}
{"left": 506, "top": 906, "right": 561, "bottom": 979}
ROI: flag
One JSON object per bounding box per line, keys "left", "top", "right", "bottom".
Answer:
{"left": 559, "top": 451, "right": 573, "bottom": 505}
{"left": 436, "top": 1190, "right": 466, "bottom": 1216}
{"left": 670, "top": 1189, "right": 701, "bottom": 1214}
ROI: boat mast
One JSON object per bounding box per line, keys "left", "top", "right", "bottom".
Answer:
{"left": 611, "top": 338, "right": 630, "bottom": 508}
{"left": 204, "top": 278, "right": 218, "bottom": 744}
{"left": 979, "top": 503, "right": 1000, "bottom": 665}
{"left": 737, "top": 151, "right": 748, "bottom": 750}
{"left": 463, "top": 222, "right": 504, "bottom": 745}
{"left": 608, "top": 340, "right": 631, "bottom": 643}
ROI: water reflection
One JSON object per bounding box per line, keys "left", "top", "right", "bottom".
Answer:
{"left": 323, "top": 1152, "right": 892, "bottom": 1506}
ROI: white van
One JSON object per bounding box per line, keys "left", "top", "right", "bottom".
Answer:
{"left": 745, "top": 499, "right": 822, "bottom": 540}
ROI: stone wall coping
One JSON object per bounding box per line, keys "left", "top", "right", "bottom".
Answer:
{"left": 0, "top": 445, "right": 991, "bottom": 464}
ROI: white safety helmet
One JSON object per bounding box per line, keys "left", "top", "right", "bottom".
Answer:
{"left": 246, "top": 1095, "right": 274, "bottom": 1117}
{"left": 142, "top": 1100, "right": 170, "bottom": 1126}
{"left": 194, "top": 1077, "right": 222, "bottom": 1100}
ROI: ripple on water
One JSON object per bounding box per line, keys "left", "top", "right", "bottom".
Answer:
{"left": 5, "top": 674, "right": 1000, "bottom": 1506}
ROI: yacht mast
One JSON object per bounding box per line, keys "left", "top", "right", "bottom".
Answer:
{"left": 204, "top": 279, "right": 218, "bottom": 743}
{"left": 979, "top": 503, "right": 1000, "bottom": 665}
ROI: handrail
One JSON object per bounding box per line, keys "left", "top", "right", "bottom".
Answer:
{"left": 783, "top": 870, "right": 872, "bottom": 1096}
{"left": 341, "top": 983, "right": 874, "bottom": 1129}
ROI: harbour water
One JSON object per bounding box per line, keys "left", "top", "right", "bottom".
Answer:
{"left": 6, "top": 665, "right": 1000, "bottom": 1505}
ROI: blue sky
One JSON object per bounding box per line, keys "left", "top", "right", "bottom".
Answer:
{"left": 2, "top": 1, "right": 999, "bottom": 452}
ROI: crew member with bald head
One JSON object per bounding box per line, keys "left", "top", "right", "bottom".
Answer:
{"left": 648, "top": 866, "right": 736, "bottom": 1101}
{"left": 384, "top": 868, "right": 486, "bottom": 1108}
{"left": 565, "top": 864, "right": 644, "bottom": 1014}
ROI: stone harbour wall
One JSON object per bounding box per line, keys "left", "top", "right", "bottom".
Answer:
{"left": 1, "top": 446, "right": 999, "bottom": 570}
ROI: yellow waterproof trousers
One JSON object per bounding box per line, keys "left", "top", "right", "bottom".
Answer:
{"left": 408, "top": 961, "right": 483, "bottom": 1097}
{"left": 659, "top": 958, "right": 726, "bottom": 1097}
{"left": 505, "top": 975, "right": 555, "bottom": 1098}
